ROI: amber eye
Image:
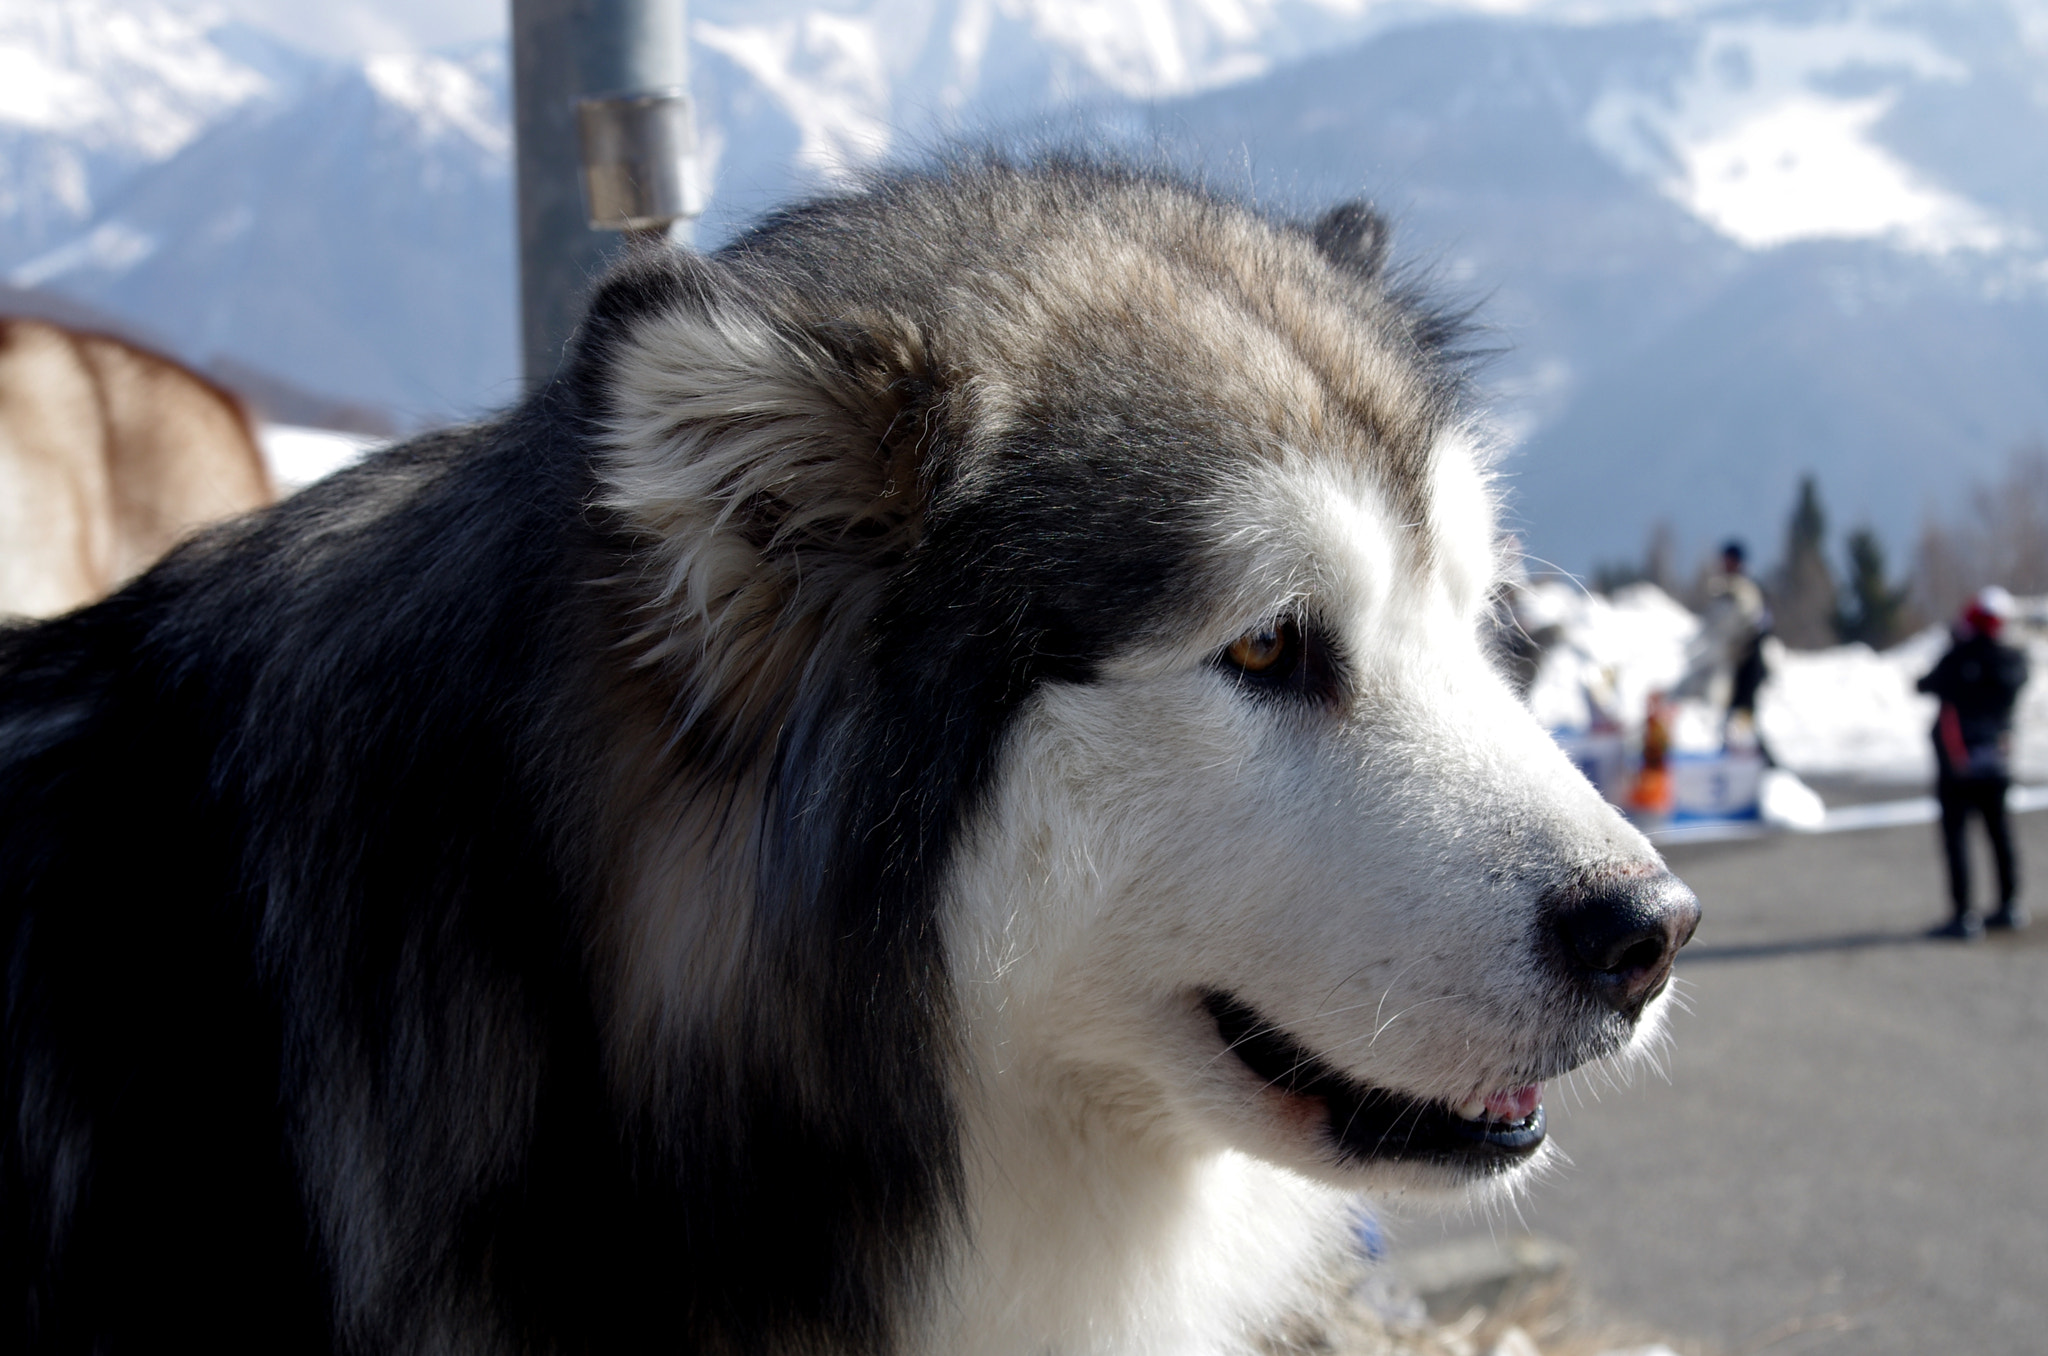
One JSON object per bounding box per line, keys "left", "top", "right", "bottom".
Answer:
{"left": 1228, "top": 614, "right": 1310, "bottom": 680}
{"left": 1225, "top": 621, "right": 1293, "bottom": 674}
{"left": 1216, "top": 616, "right": 1330, "bottom": 699}
{"left": 1217, "top": 616, "right": 1330, "bottom": 699}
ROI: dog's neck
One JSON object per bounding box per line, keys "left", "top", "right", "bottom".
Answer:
{"left": 936, "top": 1009, "right": 1351, "bottom": 1356}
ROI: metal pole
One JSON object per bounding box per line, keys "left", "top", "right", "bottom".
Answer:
{"left": 512, "top": 0, "right": 699, "bottom": 389}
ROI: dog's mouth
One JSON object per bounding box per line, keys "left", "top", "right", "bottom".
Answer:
{"left": 1203, "top": 992, "right": 1546, "bottom": 1171}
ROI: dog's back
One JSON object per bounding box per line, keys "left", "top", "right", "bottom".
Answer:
{"left": 2, "top": 260, "right": 972, "bottom": 1351}
{"left": 0, "top": 419, "right": 626, "bottom": 1348}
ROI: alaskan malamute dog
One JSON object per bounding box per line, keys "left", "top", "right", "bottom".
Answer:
{"left": 0, "top": 160, "right": 1697, "bottom": 1355}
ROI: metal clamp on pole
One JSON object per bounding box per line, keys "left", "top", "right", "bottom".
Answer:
{"left": 576, "top": 89, "right": 702, "bottom": 231}
{"left": 514, "top": 0, "right": 698, "bottom": 385}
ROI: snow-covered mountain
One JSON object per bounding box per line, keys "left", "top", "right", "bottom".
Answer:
{"left": 0, "top": 0, "right": 1458, "bottom": 421}
{"left": 690, "top": 0, "right": 2048, "bottom": 571}
{"left": 2, "top": 14, "right": 515, "bottom": 423}
{"left": 683, "top": 0, "right": 1431, "bottom": 219}
{"left": 1140, "top": 1, "right": 2048, "bottom": 571}
{"left": 5, "top": 0, "right": 2047, "bottom": 570}
{"left": 0, "top": 0, "right": 322, "bottom": 262}
{"left": 33, "top": 46, "right": 516, "bottom": 423}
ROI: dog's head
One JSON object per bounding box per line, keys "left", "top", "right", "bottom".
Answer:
{"left": 586, "top": 160, "right": 1696, "bottom": 1197}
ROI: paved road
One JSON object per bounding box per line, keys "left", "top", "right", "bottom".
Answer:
{"left": 1391, "top": 809, "right": 2048, "bottom": 1356}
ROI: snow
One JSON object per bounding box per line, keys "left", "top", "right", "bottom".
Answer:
{"left": 1677, "top": 94, "right": 2006, "bottom": 253}
{"left": 1524, "top": 581, "right": 1698, "bottom": 740}
{"left": 259, "top": 423, "right": 383, "bottom": 492}
{"left": 0, "top": 0, "right": 270, "bottom": 154}
{"left": 1585, "top": 16, "right": 2009, "bottom": 254}
{"left": 1758, "top": 766, "right": 1827, "bottom": 829}
{"left": 1002, "top": 0, "right": 1319, "bottom": 98}
{"left": 363, "top": 50, "right": 509, "bottom": 157}
{"left": 0, "top": 0, "right": 281, "bottom": 266}
{"left": 695, "top": 13, "right": 894, "bottom": 182}
{"left": 8, "top": 219, "right": 157, "bottom": 287}
{"left": 0, "top": 40, "right": 100, "bottom": 129}
{"left": 686, "top": 0, "right": 1536, "bottom": 184}
{"left": 679, "top": 0, "right": 2048, "bottom": 232}
{"left": 1755, "top": 629, "right": 1944, "bottom": 782}
{"left": 1528, "top": 579, "right": 2048, "bottom": 789}
{"left": 198, "top": 0, "right": 501, "bottom": 60}
{"left": 6, "top": 0, "right": 2044, "bottom": 438}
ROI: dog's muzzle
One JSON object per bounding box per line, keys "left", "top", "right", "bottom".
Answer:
{"left": 1206, "top": 866, "right": 1699, "bottom": 1176}
{"left": 1205, "top": 992, "right": 1552, "bottom": 1172}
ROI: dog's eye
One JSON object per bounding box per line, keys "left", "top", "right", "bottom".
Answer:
{"left": 1221, "top": 618, "right": 1304, "bottom": 683}
{"left": 1227, "top": 626, "right": 1288, "bottom": 672}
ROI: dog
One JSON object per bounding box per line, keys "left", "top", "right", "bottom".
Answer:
{"left": 0, "top": 317, "right": 273, "bottom": 619}
{"left": 0, "top": 157, "right": 1697, "bottom": 1355}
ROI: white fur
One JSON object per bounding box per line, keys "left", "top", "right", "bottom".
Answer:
{"left": 927, "top": 434, "right": 1669, "bottom": 1353}
{"left": 588, "top": 226, "right": 1677, "bottom": 1355}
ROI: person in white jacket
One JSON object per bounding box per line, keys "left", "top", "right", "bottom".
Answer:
{"left": 1679, "top": 540, "right": 1772, "bottom": 752}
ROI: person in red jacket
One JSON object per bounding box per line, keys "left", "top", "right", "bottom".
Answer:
{"left": 1918, "top": 587, "right": 2030, "bottom": 938}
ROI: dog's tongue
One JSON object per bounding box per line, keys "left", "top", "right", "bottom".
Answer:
{"left": 1485, "top": 1084, "right": 1542, "bottom": 1122}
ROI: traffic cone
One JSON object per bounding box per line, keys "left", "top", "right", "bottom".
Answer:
{"left": 1628, "top": 692, "right": 1675, "bottom": 818}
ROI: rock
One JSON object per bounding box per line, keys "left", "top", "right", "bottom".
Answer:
{"left": 1395, "top": 1236, "right": 1577, "bottom": 1325}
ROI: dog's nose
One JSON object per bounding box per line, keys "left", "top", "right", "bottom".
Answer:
{"left": 1547, "top": 870, "right": 1700, "bottom": 1017}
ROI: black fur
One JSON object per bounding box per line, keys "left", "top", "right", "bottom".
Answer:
{"left": 1310, "top": 201, "right": 1391, "bottom": 280}
{"left": 2, "top": 158, "right": 1459, "bottom": 1353}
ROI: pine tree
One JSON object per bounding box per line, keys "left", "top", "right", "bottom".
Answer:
{"left": 1774, "top": 476, "right": 1837, "bottom": 649}
{"left": 1833, "top": 527, "right": 1909, "bottom": 648}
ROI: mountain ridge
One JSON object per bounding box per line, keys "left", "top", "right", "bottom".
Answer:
{"left": 4, "top": 0, "right": 2045, "bottom": 569}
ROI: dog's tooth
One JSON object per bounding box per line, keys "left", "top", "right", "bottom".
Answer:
{"left": 1454, "top": 1096, "right": 1487, "bottom": 1121}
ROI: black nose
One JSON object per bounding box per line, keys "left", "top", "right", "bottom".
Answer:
{"left": 1547, "top": 870, "right": 1701, "bottom": 1017}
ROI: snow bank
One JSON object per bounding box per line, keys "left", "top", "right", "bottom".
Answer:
{"left": 1756, "top": 629, "right": 1942, "bottom": 782}
{"left": 1754, "top": 628, "right": 2048, "bottom": 783}
{"left": 1524, "top": 581, "right": 1699, "bottom": 741}
{"left": 259, "top": 424, "right": 383, "bottom": 494}
{"left": 1525, "top": 579, "right": 2048, "bottom": 787}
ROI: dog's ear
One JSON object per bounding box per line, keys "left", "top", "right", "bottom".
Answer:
{"left": 1310, "top": 201, "right": 1391, "bottom": 281}
{"left": 591, "top": 254, "right": 945, "bottom": 749}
